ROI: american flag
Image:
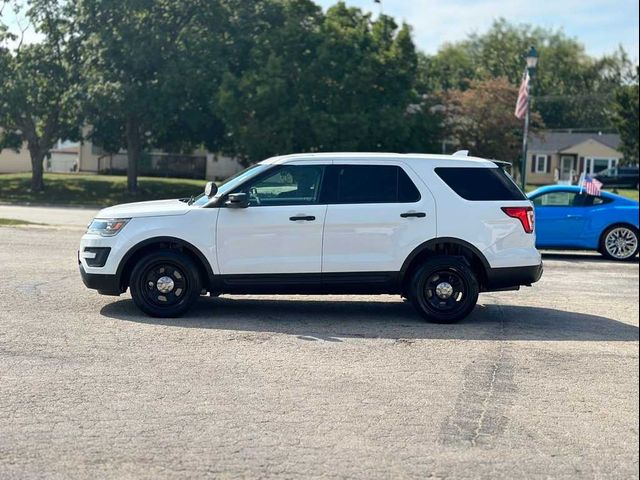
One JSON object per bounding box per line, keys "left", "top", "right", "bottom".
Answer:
{"left": 514, "top": 70, "right": 530, "bottom": 119}
{"left": 582, "top": 175, "right": 603, "bottom": 196}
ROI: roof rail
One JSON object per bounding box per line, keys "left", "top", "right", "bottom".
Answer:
{"left": 452, "top": 150, "right": 469, "bottom": 157}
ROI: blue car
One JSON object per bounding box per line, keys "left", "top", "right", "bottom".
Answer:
{"left": 528, "top": 185, "right": 639, "bottom": 261}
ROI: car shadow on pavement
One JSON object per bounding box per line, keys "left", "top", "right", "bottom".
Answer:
{"left": 100, "top": 297, "right": 639, "bottom": 342}
{"left": 541, "top": 251, "right": 639, "bottom": 264}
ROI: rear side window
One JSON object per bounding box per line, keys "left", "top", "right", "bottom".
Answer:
{"left": 327, "top": 165, "right": 421, "bottom": 204}
{"left": 435, "top": 167, "right": 526, "bottom": 201}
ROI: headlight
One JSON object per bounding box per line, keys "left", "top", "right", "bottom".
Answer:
{"left": 87, "top": 218, "right": 130, "bottom": 236}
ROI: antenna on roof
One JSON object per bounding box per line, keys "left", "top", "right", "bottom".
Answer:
{"left": 452, "top": 150, "right": 469, "bottom": 157}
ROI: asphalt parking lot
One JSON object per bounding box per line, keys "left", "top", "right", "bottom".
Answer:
{"left": 0, "top": 222, "right": 638, "bottom": 479}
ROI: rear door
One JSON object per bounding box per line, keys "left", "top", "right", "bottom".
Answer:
{"left": 321, "top": 162, "right": 436, "bottom": 273}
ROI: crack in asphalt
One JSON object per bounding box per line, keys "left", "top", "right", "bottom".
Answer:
{"left": 439, "top": 299, "right": 515, "bottom": 448}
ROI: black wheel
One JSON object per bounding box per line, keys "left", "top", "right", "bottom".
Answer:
{"left": 600, "top": 225, "right": 639, "bottom": 261}
{"left": 129, "top": 250, "right": 201, "bottom": 317}
{"left": 408, "top": 256, "right": 479, "bottom": 323}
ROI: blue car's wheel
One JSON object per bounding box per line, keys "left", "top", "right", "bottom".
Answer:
{"left": 600, "top": 225, "right": 639, "bottom": 261}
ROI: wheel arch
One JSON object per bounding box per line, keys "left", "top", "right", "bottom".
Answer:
{"left": 399, "top": 237, "right": 491, "bottom": 293}
{"left": 116, "top": 237, "right": 214, "bottom": 292}
{"left": 598, "top": 222, "right": 639, "bottom": 251}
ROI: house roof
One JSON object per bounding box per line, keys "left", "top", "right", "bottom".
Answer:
{"left": 529, "top": 131, "right": 620, "bottom": 152}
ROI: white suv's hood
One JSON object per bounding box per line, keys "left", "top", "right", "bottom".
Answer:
{"left": 96, "top": 199, "right": 191, "bottom": 219}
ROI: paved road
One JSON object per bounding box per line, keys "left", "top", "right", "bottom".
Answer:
{"left": 0, "top": 204, "right": 97, "bottom": 227}
{"left": 0, "top": 225, "right": 638, "bottom": 479}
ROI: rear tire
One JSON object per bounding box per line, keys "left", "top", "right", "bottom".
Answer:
{"left": 408, "top": 256, "right": 479, "bottom": 323}
{"left": 129, "top": 250, "right": 201, "bottom": 317}
{"left": 600, "top": 225, "right": 639, "bottom": 261}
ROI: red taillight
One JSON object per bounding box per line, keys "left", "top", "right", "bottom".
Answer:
{"left": 501, "top": 206, "right": 534, "bottom": 234}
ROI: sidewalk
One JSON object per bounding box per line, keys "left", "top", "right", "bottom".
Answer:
{"left": 0, "top": 205, "right": 98, "bottom": 227}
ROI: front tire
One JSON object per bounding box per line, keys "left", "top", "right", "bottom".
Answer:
{"left": 600, "top": 225, "right": 639, "bottom": 261}
{"left": 129, "top": 250, "right": 202, "bottom": 317}
{"left": 408, "top": 256, "right": 479, "bottom": 323}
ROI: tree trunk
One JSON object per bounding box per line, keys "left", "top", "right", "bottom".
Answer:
{"left": 29, "top": 148, "right": 46, "bottom": 192}
{"left": 125, "top": 116, "right": 142, "bottom": 195}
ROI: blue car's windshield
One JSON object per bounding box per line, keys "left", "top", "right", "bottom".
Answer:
{"left": 190, "top": 163, "right": 270, "bottom": 207}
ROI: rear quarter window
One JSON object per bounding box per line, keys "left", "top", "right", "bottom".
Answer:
{"left": 435, "top": 167, "right": 526, "bottom": 201}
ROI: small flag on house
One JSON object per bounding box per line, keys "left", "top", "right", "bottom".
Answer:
{"left": 514, "top": 71, "right": 530, "bottom": 119}
{"left": 582, "top": 175, "right": 603, "bottom": 196}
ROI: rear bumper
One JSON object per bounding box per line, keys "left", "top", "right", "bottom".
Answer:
{"left": 485, "top": 263, "right": 543, "bottom": 291}
{"left": 79, "top": 264, "right": 122, "bottom": 296}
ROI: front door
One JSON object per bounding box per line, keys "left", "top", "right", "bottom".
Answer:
{"left": 559, "top": 156, "right": 574, "bottom": 184}
{"left": 531, "top": 190, "right": 589, "bottom": 247}
{"left": 321, "top": 162, "right": 437, "bottom": 273}
{"left": 216, "top": 163, "right": 328, "bottom": 274}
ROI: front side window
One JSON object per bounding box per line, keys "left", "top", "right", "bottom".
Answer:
{"left": 531, "top": 191, "right": 584, "bottom": 207}
{"left": 330, "top": 165, "right": 421, "bottom": 204}
{"left": 240, "top": 165, "right": 324, "bottom": 206}
{"left": 532, "top": 191, "right": 613, "bottom": 207}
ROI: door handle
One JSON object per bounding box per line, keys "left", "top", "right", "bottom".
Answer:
{"left": 400, "top": 212, "right": 426, "bottom": 218}
{"left": 289, "top": 215, "right": 316, "bottom": 221}
{"left": 566, "top": 214, "right": 581, "bottom": 219}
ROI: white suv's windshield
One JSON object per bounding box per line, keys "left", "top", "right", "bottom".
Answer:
{"left": 190, "top": 163, "right": 270, "bottom": 206}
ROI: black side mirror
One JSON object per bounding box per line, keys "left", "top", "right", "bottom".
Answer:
{"left": 225, "top": 192, "right": 250, "bottom": 208}
{"left": 204, "top": 181, "right": 218, "bottom": 198}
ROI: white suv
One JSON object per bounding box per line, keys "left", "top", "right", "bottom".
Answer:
{"left": 79, "top": 152, "right": 542, "bottom": 323}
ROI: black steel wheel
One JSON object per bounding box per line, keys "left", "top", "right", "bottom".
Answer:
{"left": 409, "top": 256, "right": 479, "bottom": 323}
{"left": 129, "top": 250, "right": 201, "bottom": 317}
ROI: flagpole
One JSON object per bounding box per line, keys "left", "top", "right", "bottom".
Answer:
{"left": 374, "top": 0, "right": 382, "bottom": 17}
{"left": 520, "top": 83, "right": 531, "bottom": 191}
{"left": 519, "top": 46, "right": 538, "bottom": 191}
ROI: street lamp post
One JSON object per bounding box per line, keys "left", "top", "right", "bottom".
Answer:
{"left": 520, "top": 46, "right": 539, "bottom": 191}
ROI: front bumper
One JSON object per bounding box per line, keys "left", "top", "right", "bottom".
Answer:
{"left": 485, "top": 263, "right": 543, "bottom": 291}
{"left": 79, "top": 264, "right": 122, "bottom": 296}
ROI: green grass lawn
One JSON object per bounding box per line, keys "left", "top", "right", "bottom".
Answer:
{"left": 0, "top": 173, "right": 206, "bottom": 208}
{"left": 609, "top": 188, "right": 639, "bottom": 201}
{"left": 0, "top": 218, "right": 45, "bottom": 226}
{"left": 0, "top": 172, "right": 637, "bottom": 208}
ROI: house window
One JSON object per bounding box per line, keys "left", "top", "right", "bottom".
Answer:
{"left": 535, "top": 155, "right": 548, "bottom": 174}
{"left": 91, "top": 144, "right": 104, "bottom": 156}
{"left": 586, "top": 158, "right": 618, "bottom": 175}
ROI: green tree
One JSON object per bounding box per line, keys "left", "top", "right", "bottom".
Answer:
{"left": 313, "top": 5, "right": 426, "bottom": 153}
{"left": 0, "top": 0, "right": 80, "bottom": 191}
{"left": 75, "top": 0, "right": 225, "bottom": 194}
{"left": 421, "top": 19, "right": 634, "bottom": 130}
{"left": 611, "top": 70, "right": 639, "bottom": 166}
{"left": 217, "top": 0, "right": 325, "bottom": 163}
{"left": 218, "top": 1, "right": 442, "bottom": 164}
